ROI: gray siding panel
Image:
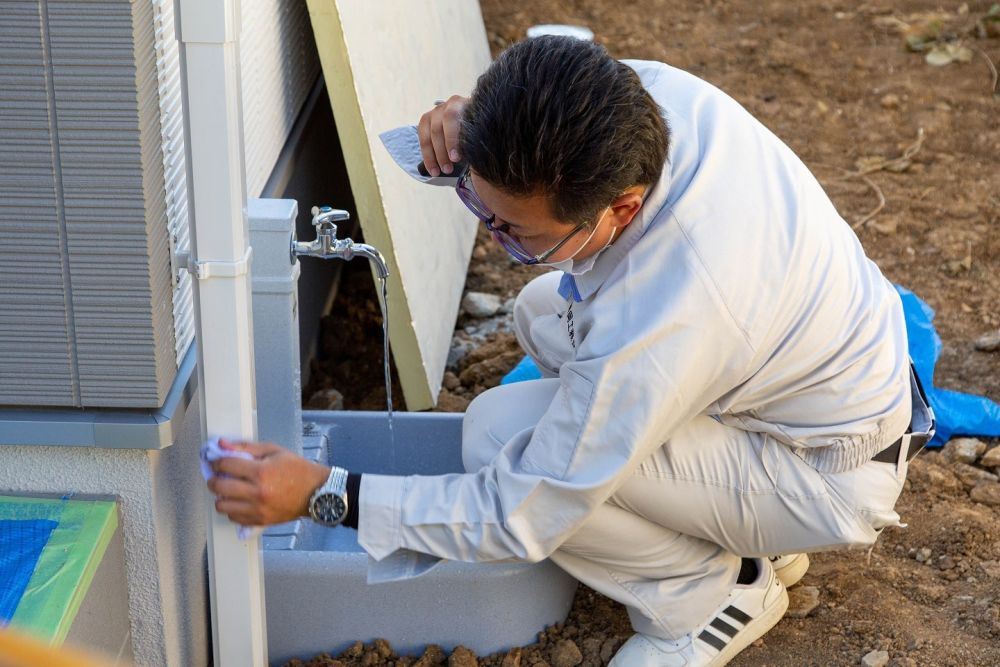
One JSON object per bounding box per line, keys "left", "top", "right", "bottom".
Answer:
{"left": 241, "top": 0, "right": 320, "bottom": 197}
{"left": 0, "top": 0, "right": 190, "bottom": 409}
{"left": 0, "top": 1, "right": 76, "bottom": 405}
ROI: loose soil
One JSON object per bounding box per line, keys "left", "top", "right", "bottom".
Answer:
{"left": 300, "top": 1, "right": 1000, "bottom": 665}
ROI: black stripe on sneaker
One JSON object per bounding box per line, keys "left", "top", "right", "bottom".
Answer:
{"left": 710, "top": 617, "right": 739, "bottom": 638}
{"left": 698, "top": 630, "right": 727, "bottom": 652}
{"left": 723, "top": 605, "right": 753, "bottom": 625}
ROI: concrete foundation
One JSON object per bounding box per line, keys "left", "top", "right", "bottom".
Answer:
{"left": 0, "top": 395, "right": 210, "bottom": 667}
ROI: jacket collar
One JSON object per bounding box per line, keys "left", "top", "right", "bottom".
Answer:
{"left": 559, "top": 157, "right": 673, "bottom": 302}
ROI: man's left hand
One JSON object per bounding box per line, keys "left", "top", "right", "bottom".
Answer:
{"left": 206, "top": 439, "right": 331, "bottom": 527}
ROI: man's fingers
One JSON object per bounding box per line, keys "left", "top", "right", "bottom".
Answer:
{"left": 208, "top": 475, "right": 259, "bottom": 502}
{"left": 218, "top": 438, "right": 282, "bottom": 458}
{"left": 429, "top": 112, "right": 452, "bottom": 174}
{"left": 417, "top": 112, "right": 440, "bottom": 177}
{"left": 442, "top": 96, "right": 464, "bottom": 164}
{"left": 211, "top": 455, "right": 259, "bottom": 481}
{"left": 214, "top": 497, "right": 258, "bottom": 526}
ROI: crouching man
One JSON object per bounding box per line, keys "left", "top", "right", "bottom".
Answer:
{"left": 207, "top": 36, "right": 933, "bottom": 666}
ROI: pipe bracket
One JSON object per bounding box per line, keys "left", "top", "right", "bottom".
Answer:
{"left": 178, "top": 246, "right": 253, "bottom": 281}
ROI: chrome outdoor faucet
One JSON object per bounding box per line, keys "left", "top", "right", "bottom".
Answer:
{"left": 292, "top": 205, "right": 389, "bottom": 279}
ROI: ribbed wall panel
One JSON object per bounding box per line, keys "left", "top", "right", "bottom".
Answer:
{"left": 0, "top": 0, "right": 190, "bottom": 409}
{"left": 0, "top": 1, "right": 77, "bottom": 405}
{"left": 240, "top": 0, "right": 320, "bottom": 196}
{"left": 155, "top": 0, "right": 194, "bottom": 366}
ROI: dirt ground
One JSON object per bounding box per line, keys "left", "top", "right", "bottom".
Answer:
{"left": 300, "top": 1, "right": 1000, "bottom": 665}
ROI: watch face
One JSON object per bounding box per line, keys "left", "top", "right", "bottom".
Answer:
{"left": 314, "top": 493, "right": 346, "bottom": 525}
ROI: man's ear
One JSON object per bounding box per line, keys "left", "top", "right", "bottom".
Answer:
{"left": 608, "top": 185, "right": 647, "bottom": 229}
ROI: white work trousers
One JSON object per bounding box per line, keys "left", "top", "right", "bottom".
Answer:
{"left": 461, "top": 271, "right": 908, "bottom": 640}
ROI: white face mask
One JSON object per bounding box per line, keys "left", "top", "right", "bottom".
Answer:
{"left": 540, "top": 207, "right": 617, "bottom": 275}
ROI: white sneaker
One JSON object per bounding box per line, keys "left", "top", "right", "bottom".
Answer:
{"left": 608, "top": 558, "right": 788, "bottom": 667}
{"left": 768, "top": 553, "right": 809, "bottom": 588}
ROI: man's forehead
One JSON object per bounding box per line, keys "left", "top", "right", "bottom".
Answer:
{"left": 470, "top": 172, "right": 556, "bottom": 227}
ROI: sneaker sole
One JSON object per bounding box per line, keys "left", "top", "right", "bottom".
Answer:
{"left": 773, "top": 553, "right": 810, "bottom": 588}
{"left": 707, "top": 580, "right": 789, "bottom": 667}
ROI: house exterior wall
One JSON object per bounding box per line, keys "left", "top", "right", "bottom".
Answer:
{"left": 0, "top": 0, "right": 317, "bottom": 410}
{"left": 0, "top": 3, "right": 323, "bottom": 660}
{"left": 240, "top": 0, "right": 321, "bottom": 198}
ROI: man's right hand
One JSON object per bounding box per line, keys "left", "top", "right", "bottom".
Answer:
{"left": 417, "top": 95, "right": 468, "bottom": 177}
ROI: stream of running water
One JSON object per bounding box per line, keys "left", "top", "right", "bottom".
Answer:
{"left": 376, "top": 275, "right": 395, "bottom": 468}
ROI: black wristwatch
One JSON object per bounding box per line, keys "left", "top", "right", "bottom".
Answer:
{"left": 308, "top": 466, "right": 349, "bottom": 527}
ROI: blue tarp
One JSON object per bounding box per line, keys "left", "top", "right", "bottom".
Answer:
{"left": 895, "top": 286, "right": 1000, "bottom": 445}
{"left": 0, "top": 519, "right": 57, "bottom": 624}
{"left": 501, "top": 286, "right": 1000, "bottom": 446}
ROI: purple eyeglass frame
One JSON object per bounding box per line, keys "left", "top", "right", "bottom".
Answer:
{"left": 455, "top": 171, "right": 588, "bottom": 265}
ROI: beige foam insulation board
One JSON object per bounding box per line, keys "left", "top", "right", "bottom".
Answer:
{"left": 304, "top": 1, "right": 491, "bottom": 410}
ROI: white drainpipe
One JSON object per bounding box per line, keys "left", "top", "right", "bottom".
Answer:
{"left": 177, "top": 0, "right": 268, "bottom": 665}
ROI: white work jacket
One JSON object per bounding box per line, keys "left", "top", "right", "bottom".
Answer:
{"left": 358, "top": 60, "right": 911, "bottom": 577}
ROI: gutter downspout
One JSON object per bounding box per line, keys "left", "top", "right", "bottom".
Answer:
{"left": 176, "top": 1, "right": 268, "bottom": 665}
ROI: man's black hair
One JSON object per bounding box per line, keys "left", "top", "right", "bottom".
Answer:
{"left": 460, "top": 36, "right": 669, "bottom": 224}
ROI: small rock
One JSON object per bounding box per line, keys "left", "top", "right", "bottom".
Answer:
{"left": 937, "top": 555, "right": 956, "bottom": 570}
{"left": 911, "top": 463, "right": 962, "bottom": 493}
{"left": 548, "top": 639, "right": 583, "bottom": 667}
{"left": 435, "top": 389, "right": 470, "bottom": 413}
{"left": 305, "top": 388, "right": 344, "bottom": 410}
{"left": 979, "top": 560, "right": 1000, "bottom": 578}
{"left": 974, "top": 330, "right": 1000, "bottom": 352}
{"left": 861, "top": 649, "right": 890, "bottom": 667}
{"left": 915, "top": 547, "right": 932, "bottom": 563}
{"left": 501, "top": 648, "right": 522, "bottom": 667}
{"left": 880, "top": 93, "right": 901, "bottom": 109}
{"left": 786, "top": 585, "right": 821, "bottom": 618}
{"left": 499, "top": 297, "right": 517, "bottom": 315}
{"left": 472, "top": 245, "right": 488, "bottom": 259}
{"left": 970, "top": 481, "right": 1000, "bottom": 506}
{"left": 599, "top": 639, "right": 620, "bottom": 664}
{"left": 578, "top": 637, "right": 603, "bottom": 662}
{"left": 870, "top": 216, "right": 898, "bottom": 234}
{"left": 448, "top": 646, "right": 477, "bottom": 667}
{"left": 344, "top": 642, "right": 365, "bottom": 659}
{"left": 462, "top": 291, "right": 503, "bottom": 318}
{"left": 981, "top": 447, "right": 1000, "bottom": 468}
{"left": 414, "top": 645, "right": 446, "bottom": 667}
{"left": 373, "top": 639, "right": 395, "bottom": 659}
{"left": 447, "top": 338, "right": 476, "bottom": 369}
{"left": 952, "top": 462, "right": 997, "bottom": 489}
{"left": 943, "top": 438, "right": 987, "bottom": 465}
{"left": 442, "top": 371, "right": 460, "bottom": 391}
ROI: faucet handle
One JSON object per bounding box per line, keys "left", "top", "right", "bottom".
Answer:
{"left": 311, "top": 205, "right": 350, "bottom": 229}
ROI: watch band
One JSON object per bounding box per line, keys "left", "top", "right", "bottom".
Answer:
{"left": 309, "top": 466, "right": 349, "bottom": 526}
{"left": 324, "top": 466, "right": 349, "bottom": 497}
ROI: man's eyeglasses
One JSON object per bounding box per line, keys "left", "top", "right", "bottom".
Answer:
{"left": 456, "top": 171, "right": 588, "bottom": 265}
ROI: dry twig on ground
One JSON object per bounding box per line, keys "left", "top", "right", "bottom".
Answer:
{"left": 816, "top": 128, "right": 926, "bottom": 230}
{"left": 971, "top": 46, "right": 999, "bottom": 95}
{"left": 852, "top": 175, "right": 887, "bottom": 230}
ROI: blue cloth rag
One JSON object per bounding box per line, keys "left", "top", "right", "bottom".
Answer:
{"left": 502, "top": 285, "right": 1000, "bottom": 446}
{"left": 0, "top": 519, "right": 57, "bottom": 624}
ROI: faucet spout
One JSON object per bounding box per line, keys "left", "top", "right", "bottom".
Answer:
{"left": 350, "top": 243, "right": 389, "bottom": 280}
{"left": 291, "top": 205, "right": 390, "bottom": 280}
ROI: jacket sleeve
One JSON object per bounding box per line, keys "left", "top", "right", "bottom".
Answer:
{"left": 358, "top": 252, "right": 755, "bottom": 564}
